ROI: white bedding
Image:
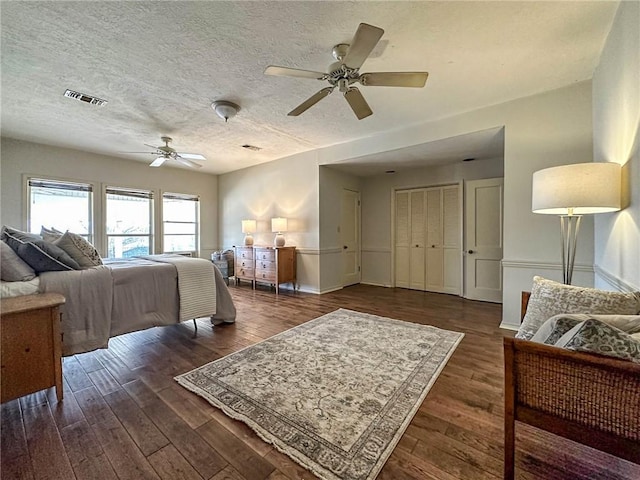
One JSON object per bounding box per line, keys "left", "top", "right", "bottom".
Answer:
{"left": 1, "top": 277, "right": 40, "bottom": 297}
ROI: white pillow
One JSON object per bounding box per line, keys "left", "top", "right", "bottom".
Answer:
{"left": 53, "top": 231, "right": 102, "bottom": 268}
{"left": 516, "top": 276, "right": 640, "bottom": 340}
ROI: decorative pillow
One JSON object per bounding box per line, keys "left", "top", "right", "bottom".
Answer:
{"left": 530, "top": 315, "right": 582, "bottom": 345}
{"left": 1, "top": 225, "right": 41, "bottom": 244}
{"left": 53, "top": 231, "right": 102, "bottom": 268}
{"left": 516, "top": 276, "right": 640, "bottom": 340}
{"left": 0, "top": 240, "right": 36, "bottom": 281}
{"left": 554, "top": 319, "right": 640, "bottom": 363}
{"left": 40, "top": 226, "right": 63, "bottom": 242}
{"left": 3, "top": 232, "right": 80, "bottom": 272}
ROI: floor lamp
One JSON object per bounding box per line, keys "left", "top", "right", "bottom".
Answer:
{"left": 532, "top": 162, "right": 621, "bottom": 285}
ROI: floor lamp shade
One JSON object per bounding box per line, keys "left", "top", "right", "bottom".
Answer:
{"left": 532, "top": 162, "right": 621, "bottom": 215}
{"left": 532, "top": 162, "right": 621, "bottom": 284}
{"left": 241, "top": 219, "right": 256, "bottom": 246}
{"left": 271, "top": 217, "right": 287, "bottom": 247}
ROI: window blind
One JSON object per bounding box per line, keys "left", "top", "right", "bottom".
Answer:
{"left": 106, "top": 187, "right": 153, "bottom": 199}
{"left": 28, "top": 178, "right": 92, "bottom": 192}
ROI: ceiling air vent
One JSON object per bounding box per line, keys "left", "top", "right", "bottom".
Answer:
{"left": 64, "top": 89, "right": 108, "bottom": 106}
{"left": 241, "top": 144, "right": 262, "bottom": 151}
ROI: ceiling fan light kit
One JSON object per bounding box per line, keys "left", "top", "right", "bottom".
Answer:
{"left": 123, "top": 136, "right": 206, "bottom": 169}
{"left": 211, "top": 101, "right": 239, "bottom": 122}
{"left": 265, "top": 22, "right": 429, "bottom": 120}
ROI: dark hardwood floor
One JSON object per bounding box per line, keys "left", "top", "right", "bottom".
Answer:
{"left": 2, "top": 284, "right": 639, "bottom": 480}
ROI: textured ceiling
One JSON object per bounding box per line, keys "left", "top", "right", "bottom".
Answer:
{"left": 0, "top": 1, "right": 618, "bottom": 175}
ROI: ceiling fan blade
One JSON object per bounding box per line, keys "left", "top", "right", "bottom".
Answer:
{"left": 265, "top": 65, "right": 326, "bottom": 80}
{"left": 342, "top": 23, "right": 384, "bottom": 69}
{"left": 288, "top": 87, "right": 334, "bottom": 116}
{"left": 150, "top": 156, "right": 167, "bottom": 167}
{"left": 176, "top": 152, "right": 206, "bottom": 160}
{"left": 144, "top": 143, "right": 159, "bottom": 149}
{"left": 344, "top": 87, "right": 373, "bottom": 120}
{"left": 359, "top": 72, "right": 429, "bottom": 88}
{"left": 119, "top": 151, "right": 158, "bottom": 155}
{"left": 175, "top": 155, "right": 202, "bottom": 168}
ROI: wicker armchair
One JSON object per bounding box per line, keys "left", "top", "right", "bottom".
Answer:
{"left": 503, "top": 292, "right": 640, "bottom": 479}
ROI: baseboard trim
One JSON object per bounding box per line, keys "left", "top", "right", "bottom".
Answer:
{"left": 594, "top": 265, "right": 638, "bottom": 292}
{"left": 499, "top": 322, "right": 519, "bottom": 332}
{"left": 361, "top": 282, "right": 392, "bottom": 288}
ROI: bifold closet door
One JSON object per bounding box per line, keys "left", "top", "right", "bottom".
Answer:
{"left": 409, "top": 190, "right": 426, "bottom": 290}
{"left": 394, "top": 191, "right": 410, "bottom": 288}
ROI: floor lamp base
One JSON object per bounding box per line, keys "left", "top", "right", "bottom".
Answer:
{"left": 559, "top": 215, "right": 582, "bottom": 285}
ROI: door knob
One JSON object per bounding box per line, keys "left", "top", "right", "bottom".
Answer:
{"left": 343, "top": 245, "right": 348, "bottom": 250}
{"left": 468, "top": 250, "right": 475, "bottom": 254}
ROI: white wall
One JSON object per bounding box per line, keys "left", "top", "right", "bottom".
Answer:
{"left": 218, "top": 150, "right": 321, "bottom": 292}
{"left": 318, "top": 166, "right": 362, "bottom": 293}
{"left": 0, "top": 137, "right": 219, "bottom": 259}
{"left": 316, "top": 82, "right": 594, "bottom": 328}
{"left": 360, "top": 156, "right": 504, "bottom": 287}
{"left": 592, "top": 1, "right": 640, "bottom": 292}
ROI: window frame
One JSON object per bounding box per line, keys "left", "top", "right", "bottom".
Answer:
{"left": 104, "top": 185, "right": 155, "bottom": 258}
{"left": 25, "top": 175, "right": 96, "bottom": 244}
{"left": 161, "top": 191, "right": 200, "bottom": 256}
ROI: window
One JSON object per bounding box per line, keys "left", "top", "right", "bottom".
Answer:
{"left": 163, "top": 192, "right": 199, "bottom": 254}
{"left": 28, "top": 178, "right": 93, "bottom": 241}
{"left": 105, "top": 187, "right": 153, "bottom": 258}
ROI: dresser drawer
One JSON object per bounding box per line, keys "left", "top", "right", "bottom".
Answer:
{"left": 237, "top": 258, "right": 254, "bottom": 269}
{"left": 254, "top": 249, "right": 275, "bottom": 262}
{"left": 236, "top": 247, "right": 254, "bottom": 260}
{"left": 255, "top": 270, "right": 276, "bottom": 282}
{"left": 255, "top": 259, "right": 275, "bottom": 271}
{"left": 235, "top": 267, "right": 254, "bottom": 279}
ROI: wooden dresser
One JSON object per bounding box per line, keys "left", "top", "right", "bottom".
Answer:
{"left": 1, "top": 293, "right": 66, "bottom": 403}
{"left": 234, "top": 246, "right": 296, "bottom": 294}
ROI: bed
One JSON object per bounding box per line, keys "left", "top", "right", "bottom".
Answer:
{"left": 1, "top": 254, "right": 236, "bottom": 356}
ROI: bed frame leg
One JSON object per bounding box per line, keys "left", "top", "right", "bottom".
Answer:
{"left": 192, "top": 319, "right": 198, "bottom": 334}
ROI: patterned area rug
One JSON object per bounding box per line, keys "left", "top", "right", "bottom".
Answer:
{"left": 175, "top": 308, "right": 463, "bottom": 480}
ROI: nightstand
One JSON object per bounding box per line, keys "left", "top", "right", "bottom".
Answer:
{"left": 1, "top": 293, "right": 66, "bottom": 403}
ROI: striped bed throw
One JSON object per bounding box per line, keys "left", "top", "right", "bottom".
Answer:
{"left": 145, "top": 255, "right": 217, "bottom": 321}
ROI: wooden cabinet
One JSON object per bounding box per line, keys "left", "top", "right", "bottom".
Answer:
{"left": 234, "top": 246, "right": 296, "bottom": 294}
{"left": 1, "top": 293, "right": 65, "bottom": 403}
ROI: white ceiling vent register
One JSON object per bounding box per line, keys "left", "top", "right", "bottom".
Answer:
{"left": 63, "top": 89, "right": 108, "bottom": 106}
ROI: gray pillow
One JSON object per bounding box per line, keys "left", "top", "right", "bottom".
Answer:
{"left": 555, "top": 319, "right": 640, "bottom": 363}
{"left": 53, "top": 231, "right": 102, "bottom": 268}
{"left": 516, "top": 276, "right": 640, "bottom": 340}
{"left": 1, "top": 225, "right": 41, "bottom": 243}
{"left": 4, "top": 232, "right": 80, "bottom": 272}
{"left": 0, "top": 240, "right": 36, "bottom": 281}
{"left": 40, "top": 226, "right": 63, "bottom": 242}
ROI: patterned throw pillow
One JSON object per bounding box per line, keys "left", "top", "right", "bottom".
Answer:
{"left": 516, "top": 276, "right": 640, "bottom": 340}
{"left": 530, "top": 315, "right": 583, "bottom": 345}
{"left": 555, "top": 319, "right": 640, "bottom": 363}
{"left": 53, "top": 231, "right": 102, "bottom": 268}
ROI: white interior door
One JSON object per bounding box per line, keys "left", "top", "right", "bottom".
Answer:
{"left": 464, "top": 178, "right": 504, "bottom": 302}
{"left": 341, "top": 189, "right": 361, "bottom": 287}
{"left": 409, "top": 190, "right": 426, "bottom": 290}
{"left": 395, "top": 191, "right": 410, "bottom": 288}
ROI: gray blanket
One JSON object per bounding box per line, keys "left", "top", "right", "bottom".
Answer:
{"left": 40, "top": 256, "right": 236, "bottom": 356}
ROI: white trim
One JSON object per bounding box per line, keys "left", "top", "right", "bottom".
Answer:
{"left": 361, "top": 281, "right": 392, "bottom": 288}
{"left": 594, "top": 265, "right": 639, "bottom": 292}
{"left": 295, "top": 247, "right": 343, "bottom": 255}
{"left": 499, "top": 322, "right": 520, "bottom": 331}
{"left": 501, "top": 259, "right": 593, "bottom": 272}
{"left": 361, "top": 247, "right": 392, "bottom": 253}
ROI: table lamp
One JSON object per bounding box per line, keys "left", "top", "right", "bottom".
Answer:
{"left": 241, "top": 219, "right": 256, "bottom": 246}
{"left": 271, "top": 217, "right": 288, "bottom": 247}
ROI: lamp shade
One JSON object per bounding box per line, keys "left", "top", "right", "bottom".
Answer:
{"left": 532, "top": 162, "right": 621, "bottom": 215}
{"left": 241, "top": 219, "right": 256, "bottom": 234}
{"left": 271, "top": 217, "right": 288, "bottom": 233}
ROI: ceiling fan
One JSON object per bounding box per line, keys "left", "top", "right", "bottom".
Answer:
{"left": 124, "top": 136, "right": 205, "bottom": 168}
{"left": 265, "top": 23, "right": 429, "bottom": 120}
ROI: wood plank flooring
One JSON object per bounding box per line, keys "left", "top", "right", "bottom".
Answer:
{"left": 2, "top": 284, "right": 639, "bottom": 480}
